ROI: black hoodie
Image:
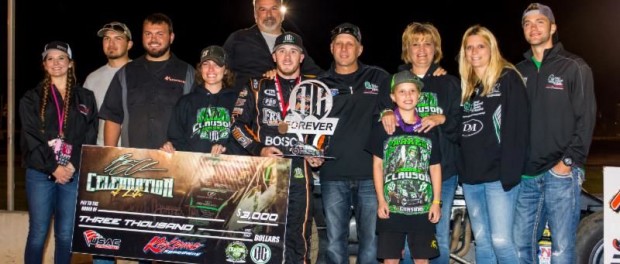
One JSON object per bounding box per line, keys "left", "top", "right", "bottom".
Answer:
{"left": 166, "top": 84, "right": 246, "bottom": 155}
{"left": 376, "top": 64, "right": 462, "bottom": 181}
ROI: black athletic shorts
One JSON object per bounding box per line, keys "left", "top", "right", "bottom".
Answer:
{"left": 377, "top": 229, "right": 439, "bottom": 260}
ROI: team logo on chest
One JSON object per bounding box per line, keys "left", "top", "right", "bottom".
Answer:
{"left": 192, "top": 107, "right": 231, "bottom": 141}
{"left": 545, "top": 74, "right": 565, "bottom": 90}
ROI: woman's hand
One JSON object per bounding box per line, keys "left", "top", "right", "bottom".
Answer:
{"left": 52, "top": 163, "right": 75, "bottom": 184}
{"left": 211, "top": 144, "right": 227, "bottom": 155}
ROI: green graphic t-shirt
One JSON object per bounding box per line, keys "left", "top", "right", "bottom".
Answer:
{"left": 367, "top": 121, "right": 440, "bottom": 232}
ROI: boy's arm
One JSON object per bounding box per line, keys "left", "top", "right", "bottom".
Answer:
{"left": 429, "top": 163, "right": 442, "bottom": 223}
{"left": 373, "top": 155, "right": 389, "bottom": 219}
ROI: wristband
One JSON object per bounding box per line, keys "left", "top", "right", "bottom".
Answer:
{"left": 432, "top": 200, "right": 442, "bottom": 205}
{"left": 378, "top": 109, "right": 393, "bottom": 121}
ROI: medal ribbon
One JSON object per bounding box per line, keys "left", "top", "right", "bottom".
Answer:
{"left": 274, "top": 76, "right": 300, "bottom": 118}
{"left": 50, "top": 84, "right": 66, "bottom": 137}
{"left": 394, "top": 108, "right": 421, "bottom": 133}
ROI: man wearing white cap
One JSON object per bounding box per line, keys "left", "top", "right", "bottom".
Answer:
{"left": 514, "top": 3, "right": 596, "bottom": 264}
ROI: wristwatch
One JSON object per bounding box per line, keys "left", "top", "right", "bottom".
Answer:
{"left": 562, "top": 157, "right": 573, "bottom": 167}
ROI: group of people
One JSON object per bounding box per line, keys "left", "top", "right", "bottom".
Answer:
{"left": 19, "top": 1, "right": 595, "bottom": 264}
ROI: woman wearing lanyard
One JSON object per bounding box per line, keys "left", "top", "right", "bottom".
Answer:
{"left": 19, "top": 41, "right": 98, "bottom": 264}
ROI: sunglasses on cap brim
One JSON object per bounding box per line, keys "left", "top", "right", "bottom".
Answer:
{"left": 102, "top": 24, "right": 129, "bottom": 34}
{"left": 331, "top": 27, "right": 359, "bottom": 38}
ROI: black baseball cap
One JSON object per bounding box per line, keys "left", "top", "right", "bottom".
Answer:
{"left": 273, "top": 32, "right": 305, "bottom": 53}
{"left": 331, "top": 22, "right": 362, "bottom": 43}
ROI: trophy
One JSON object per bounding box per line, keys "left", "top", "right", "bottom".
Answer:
{"left": 278, "top": 79, "right": 338, "bottom": 159}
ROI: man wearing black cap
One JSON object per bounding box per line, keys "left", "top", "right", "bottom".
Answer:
{"left": 514, "top": 3, "right": 596, "bottom": 264}
{"left": 231, "top": 32, "right": 324, "bottom": 263}
{"left": 318, "top": 22, "right": 390, "bottom": 264}
{"left": 84, "top": 21, "right": 133, "bottom": 147}
{"left": 223, "top": 0, "right": 323, "bottom": 91}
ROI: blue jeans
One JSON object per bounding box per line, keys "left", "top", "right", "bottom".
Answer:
{"left": 463, "top": 180, "right": 520, "bottom": 264}
{"left": 92, "top": 256, "right": 115, "bottom": 264}
{"left": 322, "top": 179, "right": 378, "bottom": 264}
{"left": 513, "top": 167, "right": 582, "bottom": 264}
{"left": 402, "top": 175, "right": 458, "bottom": 264}
{"left": 24, "top": 168, "right": 78, "bottom": 264}
{"left": 431, "top": 175, "right": 458, "bottom": 264}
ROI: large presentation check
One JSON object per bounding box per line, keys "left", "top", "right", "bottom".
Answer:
{"left": 71, "top": 145, "right": 291, "bottom": 263}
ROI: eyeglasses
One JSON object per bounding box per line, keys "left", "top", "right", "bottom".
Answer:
{"left": 331, "top": 26, "right": 361, "bottom": 41}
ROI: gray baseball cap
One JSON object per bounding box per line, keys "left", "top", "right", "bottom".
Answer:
{"left": 97, "top": 22, "right": 132, "bottom": 40}
{"left": 522, "top": 3, "right": 555, "bottom": 24}
{"left": 391, "top": 70, "right": 424, "bottom": 93}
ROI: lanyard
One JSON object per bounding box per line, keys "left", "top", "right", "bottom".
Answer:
{"left": 50, "top": 84, "right": 66, "bottom": 137}
{"left": 274, "top": 76, "right": 300, "bottom": 118}
{"left": 394, "top": 108, "right": 421, "bottom": 133}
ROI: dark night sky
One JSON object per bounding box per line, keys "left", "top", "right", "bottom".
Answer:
{"left": 2, "top": 0, "right": 620, "bottom": 136}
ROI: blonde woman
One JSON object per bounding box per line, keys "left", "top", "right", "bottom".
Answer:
{"left": 457, "top": 25, "right": 529, "bottom": 264}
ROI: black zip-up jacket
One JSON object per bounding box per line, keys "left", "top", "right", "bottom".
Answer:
{"left": 166, "top": 84, "right": 246, "bottom": 155}
{"left": 20, "top": 84, "right": 98, "bottom": 174}
{"left": 376, "top": 63, "right": 462, "bottom": 181}
{"left": 223, "top": 25, "right": 324, "bottom": 91}
{"left": 318, "top": 62, "right": 390, "bottom": 181}
{"left": 516, "top": 43, "right": 596, "bottom": 175}
{"left": 458, "top": 69, "right": 529, "bottom": 190}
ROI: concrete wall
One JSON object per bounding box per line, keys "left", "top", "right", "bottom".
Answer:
{"left": 0, "top": 210, "right": 92, "bottom": 263}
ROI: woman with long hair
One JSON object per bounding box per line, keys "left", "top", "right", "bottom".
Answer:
{"left": 457, "top": 25, "right": 529, "bottom": 264}
{"left": 19, "top": 41, "right": 98, "bottom": 263}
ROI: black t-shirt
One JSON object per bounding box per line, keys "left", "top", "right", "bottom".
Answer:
{"left": 367, "top": 121, "right": 440, "bottom": 232}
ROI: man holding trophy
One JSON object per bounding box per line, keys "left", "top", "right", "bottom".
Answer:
{"left": 231, "top": 32, "right": 336, "bottom": 264}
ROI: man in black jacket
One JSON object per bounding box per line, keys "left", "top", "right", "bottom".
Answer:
{"left": 223, "top": 0, "right": 323, "bottom": 92}
{"left": 513, "top": 3, "right": 597, "bottom": 264}
{"left": 318, "top": 23, "right": 390, "bottom": 264}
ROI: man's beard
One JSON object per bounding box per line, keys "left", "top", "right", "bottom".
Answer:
{"left": 261, "top": 17, "right": 278, "bottom": 29}
{"left": 106, "top": 51, "right": 126, "bottom": 60}
{"left": 146, "top": 43, "right": 171, "bottom": 58}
